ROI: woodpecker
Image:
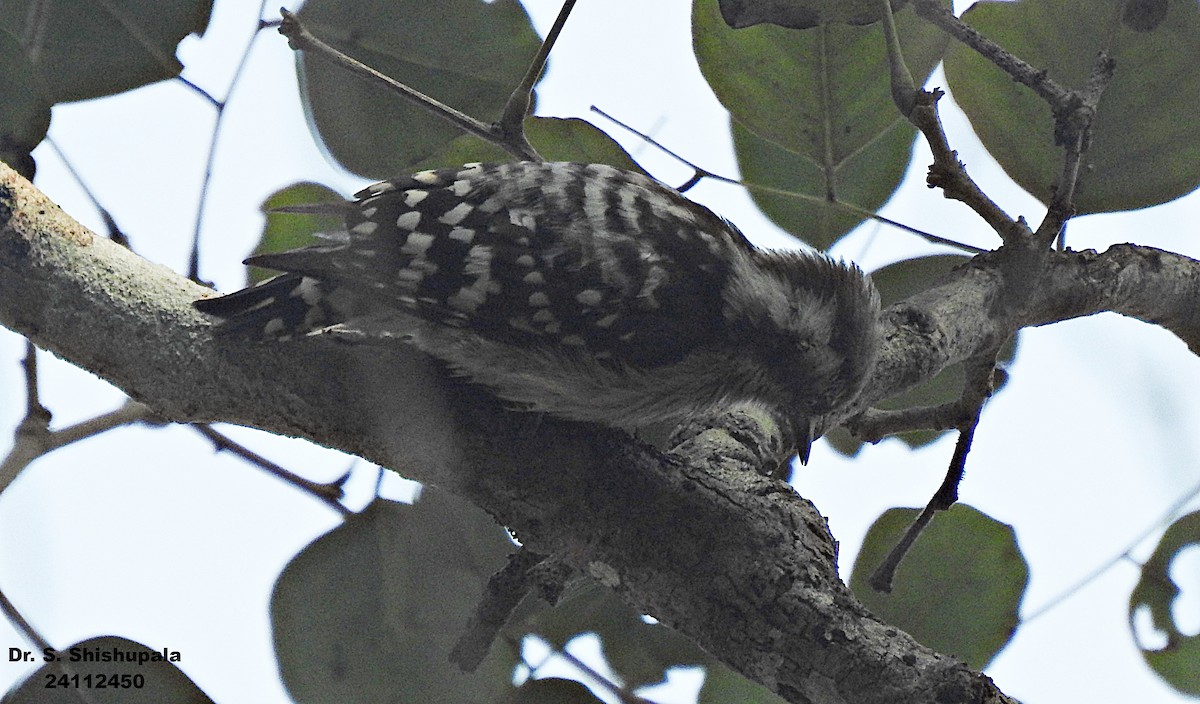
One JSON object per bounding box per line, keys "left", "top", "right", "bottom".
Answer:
{"left": 195, "top": 161, "right": 881, "bottom": 462}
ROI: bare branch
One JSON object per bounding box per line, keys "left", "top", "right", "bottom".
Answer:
{"left": 278, "top": 9, "right": 541, "bottom": 162}
{"left": 911, "top": 0, "right": 1074, "bottom": 109}
{"left": 1035, "top": 52, "right": 1117, "bottom": 247}
{"left": 498, "top": 0, "right": 579, "bottom": 151}
{"left": 185, "top": 0, "right": 274, "bottom": 282}
{"left": 0, "top": 398, "right": 155, "bottom": 495}
{"left": 0, "top": 160, "right": 1061, "bottom": 703}
{"left": 867, "top": 357, "right": 995, "bottom": 592}
{"left": 910, "top": 90, "right": 1027, "bottom": 243}
{"left": 192, "top": 424, "right": 350, "bottom": 514}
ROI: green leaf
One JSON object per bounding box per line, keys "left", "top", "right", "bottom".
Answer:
{"left": 2, "top": 636, "right": 213, "bottom": 704}
{"left": 415, "top": 117, "right": 646, "bottom": 174}
{"left": 718, "top": 0, "right": 911, "bottom": 29}
{"left": 524, "top": 118, "right": 645, "bottom": 172}
{"left": 849, "top": 505, "right": 1029, "bottom": 669}
{"left": 697, "top": 663, "right": 790, "bottom": 704}
{"left": 1128, "top": 510, "right": 1200, "bottom": 695}
{"left": 520, "top": 583, "right": 785, "bottom": 701}
{"left": 693, "top": 0, "right": 947, "bottom": 247}
{"left": 506, "top": 678, "right": 606, "bottom": 704}
{"left": 0, "top": 0, "right": 211, "bottom": 103}
{"left": 0, "top": 28, "right": 49, "bottom": 179}
{"left": 248, "top": 182, "right": 346, "bottom": 285}
{"left": 271, "top": 492, "right": 518, "bottom": 704}
{"left": 944, "top": 0, "right": 1200, "bottom": 214}
{"left": 528, "top": 583, "right": 699, "bottom": 690}
{"left": 296, "top": 0, "right": 541, "bottom": 178}
{"left": 733, "top": 117, "right": 916, "bottom": 249}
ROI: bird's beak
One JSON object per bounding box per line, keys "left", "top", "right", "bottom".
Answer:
{"left": 796, "top": 417, "right": 817, "bottom": 465}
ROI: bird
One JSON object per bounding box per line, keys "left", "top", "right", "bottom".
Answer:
{"left": 194, "top": 161, "right": 881, "bottom": 463}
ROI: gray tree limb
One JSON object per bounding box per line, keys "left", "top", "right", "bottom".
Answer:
{"left": 6, "top": 161, "right": 1198, "bottom": 702}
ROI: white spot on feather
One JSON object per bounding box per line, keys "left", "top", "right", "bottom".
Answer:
{"left": 401, "top": 232, "right": 435, "bottom": 256}
{"left": 575, "top": 289, "right": 602, "bottom": 306}
{"left": 396, "top": 211, "right": 421, "bottom": 230}
{"left": 290, "top": 278, "right": 323, "bottom": 305}
{"left": 350, "top": 221, "right": 378, "bottom": 236}
{"left": 412, "top": 170, "right": 440, "bottom": 185}
{"left": 439, "top": 202, "right": 474, "bottom": 226}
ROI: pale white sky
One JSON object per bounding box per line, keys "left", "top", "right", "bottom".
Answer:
{"left": 1, "top": 1, "right": 1199, "bottom": 702}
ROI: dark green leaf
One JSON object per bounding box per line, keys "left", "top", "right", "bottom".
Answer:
{"left": 2, "top": 636, "right": 213, "bottom": 704}
{"left": 718, "top": 0, "right": 911, "bottom": 29}
{"left": 0, "top": 0, "right": 211, "bottom": 103}
{"left": 1123, "top": 0, "right": 1170, "bottom": 31}
{"left": 524, "top": 118, "right": 644, "bottom": 172}
{"left": 519, "top": 582, "right": 786, "bottom": 701}
{"left": 733, "top": 117, "right": 916, "bottom": 249}
{"left": 271, "top": 493, "right": 518, "bottom": 703}
{"left": 248, "top": 182, "right": 346, "bottom": 285}
{"left": 849, "top": 505, "right": 1029, "bottom": 669}
{"left": 415, "top": 117, "right": 645, "bottom": 174}
{"left": 0, "top": 28, "right": 49, "bottom": 179}
{"left": 1128, "top": 510, "right": 1200, "bottom": 695}
{"left": 527, "top": 583, "right": 700, "bottom": 689}
{"left": 944, "top": 0, "right": 1200, "bottom": 214}
{"left": 693, "top": 0, "right": 947, "bottom": 248}
{"left": 296, "top": 0, "right": 541, "bottom": 178}
{"left": 697, "top": 662, "right": 790, "bottom": 704}
{"left": 506, "top": 678, "right": 605, "bottom": 704}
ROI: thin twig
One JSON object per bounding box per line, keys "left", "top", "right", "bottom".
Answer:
{"left": 450, "top": 547, "right": 545, "bottom": 672}
{"left": 498, "top": 0, "right": 579, "bottom": 152}
{"left": 0, "top": 585, "right": 105, "bottom": 704}
{"left": 877, "top": 0, "right": 917, "bottom": 117}
{"left": 5, "top": 351, "right": 151, "bottom": 496}
{"left": 192, "top": 424, "right": 350, "bottom": 514}
{"left": 0, "top": 587, "right": 51, "bottom": 654}
{"left": 1023, "top": 469, "right": 1200, "bottom": 623}
{"left": 867, "top": 357, "right": 996, "bottom": 592}
{"left": 907, "top": 90, "right": 1028, "bottom": 243}
{"left": 876, "top": 0, "right": 1020, "bottom": 244}
{"left": 1034, "top": 52, "right": 1116, "bottom": 248}
{"left": 537, "top": 642, "right": 653, "bottom": 704}
{"left": 589, "top": 106, "right": 986, "bottom": 253}
{"left": 45, "top": 401, "right": 159, "bottom": 450}
{"left": 41, "top": 139, "right": 129, "bottom": 246}
{"left": 868, "top": 402, "right": 983, "bottom": 593}
{"left": 277, "top": 9, "right": 540, "bottom": 162}
{"left": 911, "top": 0, "right": 1073, "bottom": 110}
{"left": 0, "top": 401, "right": 157, "bottom": 494}
{"left": 848, "top": 400, "right": 966, "bottom": 442}
{"left": 185, "top": 0, "right": 273, "bottom": 283}
{"left": 21, "top": 343, "right": 47, "bottom": 422}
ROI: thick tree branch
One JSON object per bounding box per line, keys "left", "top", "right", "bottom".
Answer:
{"left": 9, "top": 163, "right": 1200, "bottom": 701}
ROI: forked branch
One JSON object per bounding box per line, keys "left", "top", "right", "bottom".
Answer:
{"left": 278, "top": 1, "right": 581, "bottom": 163}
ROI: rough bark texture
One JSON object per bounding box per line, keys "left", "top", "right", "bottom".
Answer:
{"left": 6, "top": 162, "right": 1199, "bottom": 702}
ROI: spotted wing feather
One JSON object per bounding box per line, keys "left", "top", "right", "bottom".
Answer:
{"left": 218, "top": 162, "right": 750, "bottom": 368}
